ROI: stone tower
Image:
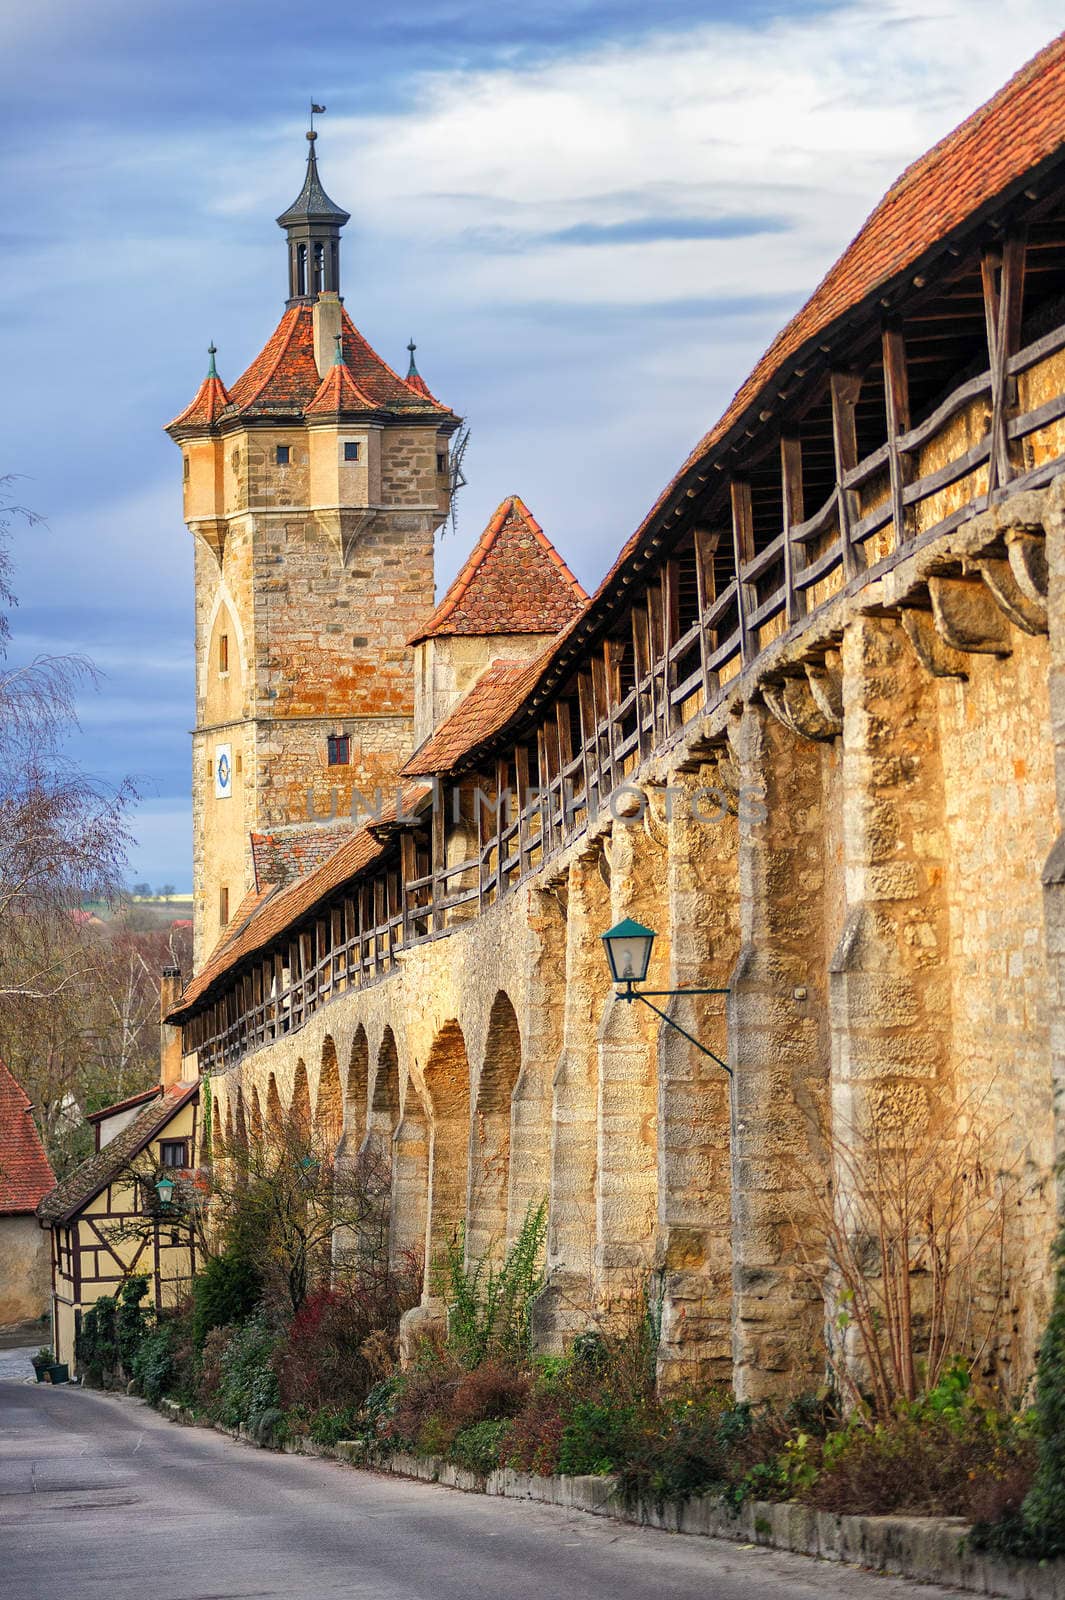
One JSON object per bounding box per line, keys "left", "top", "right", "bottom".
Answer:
{"left": 167, "top": 126, "right": 460, "bottom": 968}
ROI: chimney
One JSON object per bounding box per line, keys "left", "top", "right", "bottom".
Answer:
{"left": 159, "top": 965, "right": 185, "bottom": 1089}
{"left": 313, "top": 292, "right": 343, "bottom": 379}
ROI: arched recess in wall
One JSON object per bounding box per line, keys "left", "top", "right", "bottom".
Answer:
{"left": 290, "top": 1058, "right": 312, "bottom": 1142}
{"left": 346, "top": 1027, "right": 369, "bottom": 1152}
{"left": 203, "top": 588, "right": 245, "bottom": 728}
{"left": 266, "top": 1073, "right": 284, "bottom": 1143}
{"left": 250, "top": 1085, "right": 264, "bottom": 1150}
{"left": 391, "top": 1076, "right": 429, "bottom": 1276}
{"left": 234, "top": 1086, "right": 248, "bottom": 1157}
{"left": 316, "top": 1036, "right": 343, "bottom": 1152}
{"left": 467, "top": 993, "right": 522, "bottom": 1268}
{"left": 223, "top": 1097, "right": 235, "bottom": 1163}
{"left": 423, "top": 1020, "right": 471, "bottom": 1296}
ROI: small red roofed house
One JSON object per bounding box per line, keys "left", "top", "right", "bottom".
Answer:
{"left": 0, "top": 1061, "right": 56, "bottom": 1327}
{"left": 407, "top": 495, "right": 588, "bottom": 749}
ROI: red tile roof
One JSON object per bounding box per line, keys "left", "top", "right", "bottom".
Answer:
{"left": 595, "top": 31, "right": 1065, "bottom": 603}
{"left": 168, "top": 783, "right": 431, "bottom": 1019}
{"left": 405, "top": 34, "right": 1065, "bottom": 777}
{"left": 168, "top": 305, "right": 455, "bottom": 432}
{"left": 251, "top": 822, "right": 364, "bottom": 887}
{"left": 0, "top": 1060, "right": 56, "bottom": 1215}
{"left": 409, "top": 496, "right": 588, "bottom": 645}
{"left": 38, "top": 1083, "right": 197, "bottom": 1225}
{"left": 226, "top": 304, "right": 324, "bottom": 415}
{"left": 305, "top": 357, "right": 376, "bottom": 415}
{"left": 403, "top": 658, "right": 546, "bottom": 775}
{"left": 167, "top": 371, "right": 232, "bottom": 430}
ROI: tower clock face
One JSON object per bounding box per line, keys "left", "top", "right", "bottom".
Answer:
{"left": 214, "top": 744, "right": 232, "bottom": 799}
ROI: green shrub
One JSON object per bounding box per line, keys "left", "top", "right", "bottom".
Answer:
{"left": 216, "top": 1313, "right": 281, "bottom": 1428}
{"left": 191, "top": 1252, "right": 262, "bottom": 1349}
{"left": 558, "top": 1398, "right": 639, "bottom": 1476}
{"left": 116, "top": 1275, "right": 152, "bottom": 1371}
{"left": 78, "top": 1295, "right": 119, "bottom": 1385}
{"left": 130, "top": 1323, "right": 176, "bottom": 1405}
{"left": 443, "top": 1201, "right": 547, "bottom": 1368}
{"left": 450, "top": 1418, "right": 511, "bottom": 1476}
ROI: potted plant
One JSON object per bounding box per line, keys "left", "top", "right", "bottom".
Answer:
{"left": 48, "top": 1361, "right": 69, "bottom": 1385}
{"left": 31, "top": 1347, "right": 53, "bottom": 1383}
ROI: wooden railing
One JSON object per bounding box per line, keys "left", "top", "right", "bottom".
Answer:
{"left": 189, "top": 242, "right": 1065, "bottom": 1075}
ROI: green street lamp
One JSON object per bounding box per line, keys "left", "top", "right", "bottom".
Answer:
{"left": 154, "top": 1173, "right": 176, "bottom": 1208}
{"left": 600, "top": 918, "right": 732, "bottom": 1077}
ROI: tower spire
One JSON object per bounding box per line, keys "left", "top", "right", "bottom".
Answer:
{"left": 406, "top": 339, "right": 420, "bottom": 380}
{"left": 207, "top": 342, "right": 218, "bottom": 378}
{"left": 277, "top": 116, "right": 350, "bottom": 307}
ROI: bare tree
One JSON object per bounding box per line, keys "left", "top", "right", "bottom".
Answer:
{"left": 796, "top": 1090, "right": 1022, "bottom": 1420}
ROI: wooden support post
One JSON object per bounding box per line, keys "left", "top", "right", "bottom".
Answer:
{"left": 882, "top": 322, "right": 912, "bottom": 548}
{"left": 830, "top": 370, "right": 864, "bottom": 580}
{"left": 400, "top": 832, "right": 416, "bottom": 943}
{"left": 661, "top": 559, "right": 681, "bottom": 734}
{"left": 590, "top": 650, "right": 613, "bottom": 800}
{"left": 374, "top": 877, "right": 387, "bottom": 973}
{"left": 431, "top": 782, "right": 446, "bottom": 934}
{"left": 556, "top": 701, "right": 575, "bottom": 836}
{"left": 631, "top": 599, "right": 652, "bottom": 760}
{"left": 514, "top": 744, "right": 531, "bottom": 879}
{"left": 495, "top": 755, "right": 508, "bottom": 898}
{"left": 730, "top": 480, "right": 757, "bottom": 663}
{"left": 693, "top": 526, "right": 720, "bottom": 707}
{"left": 982, "top": 234, "right": 1026, "bottom": 496}
{"left": 577, "top": 669, "right": 597, "bottom": 822}
{"left": 780, "top": 434, "right": 806, "bottom": 626}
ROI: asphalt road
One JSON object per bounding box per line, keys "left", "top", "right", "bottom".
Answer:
{"left": 0, "top": 1377, "right": 957, "bottom": 1600}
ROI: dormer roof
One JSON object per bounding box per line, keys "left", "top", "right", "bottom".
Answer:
{"left": 408, "top": 495, "right": 588, "bottom": 645}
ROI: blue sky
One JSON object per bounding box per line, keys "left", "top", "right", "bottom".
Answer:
{"left": 1, "top": 0, "right": 1062, "bottom": 890}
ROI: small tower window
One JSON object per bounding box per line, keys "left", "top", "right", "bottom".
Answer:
{"left": 313, "top": 241, "right": 325, "bottom": 294}
{"left": 276, "top": 444, "right": 290, "bottom": 466}
{"left": 183, "top": 455, "right": 190, "bottom": 480}
{"left": 437, "top": 452, "right": 447, "bottom": 474}
{"left": 327, "top": 734, "right": 350, "bottom": 766}
{"left": 343, "top": 441, "right": 360, "bottom": 463}
{"left": 219, "top": 886, "right": 229, "bottom": 926}
{"left": 218, "top": 634, "right": 229, "bottom": 675}
{"left": 296, "top": 243, "right": 307, "bottom": 297}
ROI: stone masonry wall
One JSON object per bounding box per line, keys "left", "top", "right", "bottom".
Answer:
{"left": 193, "top": 481, "right": 1065, "bottom": 1398}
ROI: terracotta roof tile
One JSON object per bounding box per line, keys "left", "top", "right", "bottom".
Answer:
{"left": 305, "top": 357, "right": 377, "bottom": 415}
{"left": 595, "top": 32, "right": 1065, "bottom": 601}
{"left": 414, "top": 36, "right": 1065, "bottom": 775}
{"left": 409, "top": 496, "right": 588, "bottom": 645}
{"left": 403, "top": 658, "right": 549, "bottom": 775}
{"left": 169, "top": 783, "right": 430, "bottom": 1019}
{"left": 37, "top": 1083, "right": 197, "bottom": 1225}
{"left": 216, "top": 305, "right": 454, "bottom": 422}
{"left": 167, "top": 371, "right": 232, "bottom": 431}
{"left": 251, "top": 822, "right": 363, "bottom": 887}
{"left": 226, "top": 305, "right": 323, "bottom": 415}
{"left": 0, "top": 1060, "right": 56, "bottom": 1215}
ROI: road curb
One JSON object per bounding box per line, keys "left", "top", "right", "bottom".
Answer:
{"left": 139, "top": 1394, "right": 1065, "bottom": 1597}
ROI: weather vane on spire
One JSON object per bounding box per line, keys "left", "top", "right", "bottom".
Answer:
{"left": 309, "top": 102, "right": 326, "bottom": 139}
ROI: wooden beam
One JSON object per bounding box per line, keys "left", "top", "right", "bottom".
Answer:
{"left": 577, "top": 669, "right": 597, "bottom": 822}
{"left": 730, "top": 480, "right": 756, "bottom": 663}
{"left": 693, "top": 525, "right": 720, "bottom": 706}
{"left": 882, "top": 322, "right": 912, "bottom": 549}
{"left": 830, "top": 370, "right": 864, "bottom": 580}
{"left": 982, "top": 234, "right": 1027, "bottom": 494}
{"left": 495, "top": 755, "right": 508, "bottom": 898}
{"left": 660, "top": 559, "right": 681, "bottom": 733}
{"left": 780, "top": 434, "right": 806, "bottom": 626}
{"left": 400, "top": 832, "right": 416, "bottom": 942}
{"left": 431, "top": 782, "right": 446, "bottom": 934}
{"left": 631, "top": 599, "right": 652, "bottom": 759}
{"left": 514, "top": 743, "right": 531, "bottom": 879}
{"left": 556, "top": 701, "right": 575, "bottom": 835}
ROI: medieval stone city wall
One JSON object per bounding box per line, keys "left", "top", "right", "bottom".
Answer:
{"left": 200, "top": 475, "right": 1065, "bottom": 1397}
